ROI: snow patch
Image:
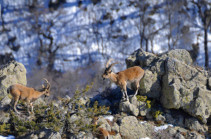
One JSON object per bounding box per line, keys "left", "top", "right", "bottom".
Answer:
{"left": 154, "top": 124, "right": 173, "bottom": 132}
{"left": 0, "top": 135, "right": 15, "bottom": 139}
{"left": 103, "top": 115, "right": 114, "bottom": 122}
{"left": 139, "top": 121, "right": 147, "bottom": 124}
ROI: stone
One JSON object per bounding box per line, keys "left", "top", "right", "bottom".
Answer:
{"left": 119, "top": 116, "right": 147, "bottom": 138}
{"left": 138, "top": 101, "right": 149, "bottom": 116}
{"left": 139, "top": 70, "right": 161, "bottom": 99}
{"left": 25, "top": 129, "right": 61, "bottom": 139}
{"left": 185, "top": 118, "right": 208, "bottom": 133}
{"left": 96, "top": 116, "right": 111, "bottom": 131}
{"left": 186, "top": 131, "right": 205, "bottom": 139}
{"left": 119, "top": 100, "right": 139, "bottom": 116}
{"left": 129, "top": 96, "right": 138, "bottom": 106}
{"left": 0, "top": 61, "right": 27, "bottom": 96}
{"left": 0, "top": 111, "right": 10, "bottom": 123}
{"left": 156, "top": 114, "right": 166, "bottom": 122}
{"left": 126, "top": 49, "right": 211, "bottom": 123}
{"left": 0, "top": 95, "right": 11, "bottom": 108}
{"left": 175, "top": 132, "right": 186, "bottom": 139}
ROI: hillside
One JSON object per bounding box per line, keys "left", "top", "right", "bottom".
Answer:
{"left": 0, "top": 49, "right": 210, "bottom": 139}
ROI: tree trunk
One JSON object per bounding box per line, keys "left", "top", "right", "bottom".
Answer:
{"left": 47, "top": 53, "right": 56, "bottom": 72}
{"left": 204, "top": 28, "right": 209, "bottom": 69}
{"left": 145, "top": 39, "right": 148, "bottom": 52}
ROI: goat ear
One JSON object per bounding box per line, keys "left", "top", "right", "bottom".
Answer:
{"left": 42, "top": 84, "right": 45, "bottom": 88}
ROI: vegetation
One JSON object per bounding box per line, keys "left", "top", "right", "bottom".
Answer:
{"left": 0, "top": 83, "right": 109, "bottom": 137}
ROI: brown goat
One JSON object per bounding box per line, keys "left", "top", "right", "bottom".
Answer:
{"left": 7, "top": 78, "right": 51, "bottom": 114}
{"left": 102, "top": 59, "right": 144, "bottom": 101}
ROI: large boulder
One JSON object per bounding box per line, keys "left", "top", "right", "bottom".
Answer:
{"left": 119, "top": 116, "right": 147, "bottom": 138}
{"left": 0, "top": 61, "right": 27, "bottom": 96}
{"left": 126, "top": 49, "right": 211, "bottom": 123}
{"left": 161, "top": 58, "right": 210, "bottom": 123}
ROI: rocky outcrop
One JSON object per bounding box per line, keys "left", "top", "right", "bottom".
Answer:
{"left": 126, "top": 49, "right": 211, "bottom": 124}
{"left": 0, "top": 61, "right": 27, "bottom": 96}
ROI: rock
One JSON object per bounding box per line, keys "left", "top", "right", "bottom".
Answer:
{"left": 138, "top": 101, "right": 149, "bottom": 116}
{"left": 186, "top": 131, "right": 205, "bottom": 139}
{"left": 24, "top": 129, "right": 61, "bottom": 139}
{"left": 119, "top": 100, "right": 139, "bottom": 116}
{"left": 175, "top": 132, "right": 186, "bottom": 139}
{"left": 111, "top": 122, "right": 120, "bottom": 133}
{"left": 161, "top": 58, "right": 208, "bottom": 109}
{"left": 167, "top": 127, "right": 177, "bottom": 135}
{"left": 29, "top": 134, "right": 38, "bottom": 139}
{"left": 119, "top": 116, "right": 147, "bottom": 138}
{"left": 112, "top": 133, "right": 122, "bottom": 139}
{"left": 164, "top": 49, "right": 193, "bottom": 65}
{"left": 129, "top": 96, "right": 138, "bottom": 106}
{"left": 156, "top": 114, "right": 166, "bottom": 122}
{"left": 74, "top": 131, "right": 94, "bottom": 139}
{"left": 139, "top": 70, "right": 161, "bottom": 99}
{"left": 0, "top": 61, "right": 27, "bottom": 96}
{"left": 126, "top": 48, "right": 211, "bottom": 123}
{"left": 0, "top": 111, "right": 10, "bottom": 123}
{"left": 96, "top": 116, "right": 111, "bottom": 131}
{"left": 0, "top": 95, "right": 11, "bottom": 108}
{"left": 185, "top": 118, "right": 208, "bottom": 133}
{"left": 139, "top": 121, "right": 155, "bottom": 137}
{"left": 208, "top": 77, "right": 211, "bottom": 89}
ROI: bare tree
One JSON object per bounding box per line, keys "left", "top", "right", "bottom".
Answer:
{"left": 191, "top": 0, "right": 211, "bottom": 69}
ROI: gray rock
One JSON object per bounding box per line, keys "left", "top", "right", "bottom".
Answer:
{"left": 175, "top": 132, "right": 186, "bottom": 139}
{"left": 119, "top": 100, "right": 139, "bottom": 116}
{"left": 165, "top": 49, "right": 193, "bottom": 65}
{"left": 96, "top": 116, "right": 111, "bottom": 131}
{"left": 129, "top": 96, "right": 138, "bottom": 106}
{"left": 0, "top": 61, "right": 27, "bottom": 96}
{"left": 139, "top": 70, "right": 161, "bottom": 99}
{"left": 112, "top": 133, "right": 122, "bottom": 139}
{"left": 186, "top": 131, "right": 205, "bottom": 139}
{"left": 25, "top": 129, "right": 61, "bottom": 139}
{"left": 126, "top": 49, "right": 211, "bottom": 123}
{"left": 0, "top": 111, "right": 10, "bottom": 123}
{"left": 167, "top": 127, "right": 177, "bottom": 135}
{"left": 111, "top": 122, "right": 120, "bottom": 133}
{"left": 185, "top": 118, "right": 208, "bottom": 133}
{"left": 119, "top": 116, "right": 147, "bottom": 138}
{"left": 74, "top": 131, "right": 94, "bottom": 139}
{"left": 138, "top": 101, "right": 149, "bottom": 116}
{"left": 156, "top": 114, "right": 166, "bottom": 122}
{"left": 0, "top": 95, "right": 11, "bottom": 108}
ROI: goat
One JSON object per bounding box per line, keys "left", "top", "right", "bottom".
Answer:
{"left": 102, "top": 59, "right": 144, "bottom": 101}
{"left": 7, "top": 78, "right": 51, "bottom": 114}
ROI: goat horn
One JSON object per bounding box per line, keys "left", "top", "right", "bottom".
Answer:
{"left": 106, "top": 58, "right": 114, "bottom": 68}
{"left": 42, "top": 78, "right": 50, "bottom": 87}
{"left": 108, "top": 62, "right": 119, "bottom": 71}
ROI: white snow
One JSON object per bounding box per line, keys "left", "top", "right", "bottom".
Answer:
{"left": 0, "top": 0, "right": 210, "bottom": 71}
{"left": 139, "top": 121, "right": 147, "bottom": 124}
{"left": 0, "top": 135, "right": 15, "bottom": 139}
{"left": 103, "top": 115, "right": 114, "bottom": 122}
{"left": 140, "top": 137, "right": 151, "bottom": 139}
{"left": 154, "top": 124, "right": 173, "bottom": 132}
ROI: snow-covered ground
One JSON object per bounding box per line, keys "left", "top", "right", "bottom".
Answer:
{"left": 0, "top": 0, "right": 210, "bottom": 72}
{"left": 0, "top": 135, "right": 15, "bottom": 139}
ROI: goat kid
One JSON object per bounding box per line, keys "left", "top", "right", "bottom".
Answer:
{"left": 102, "top": 59, "right": 144, "bottom": 101}
{"left": 7, "top": 78, "right": 51, "bottom": 115}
